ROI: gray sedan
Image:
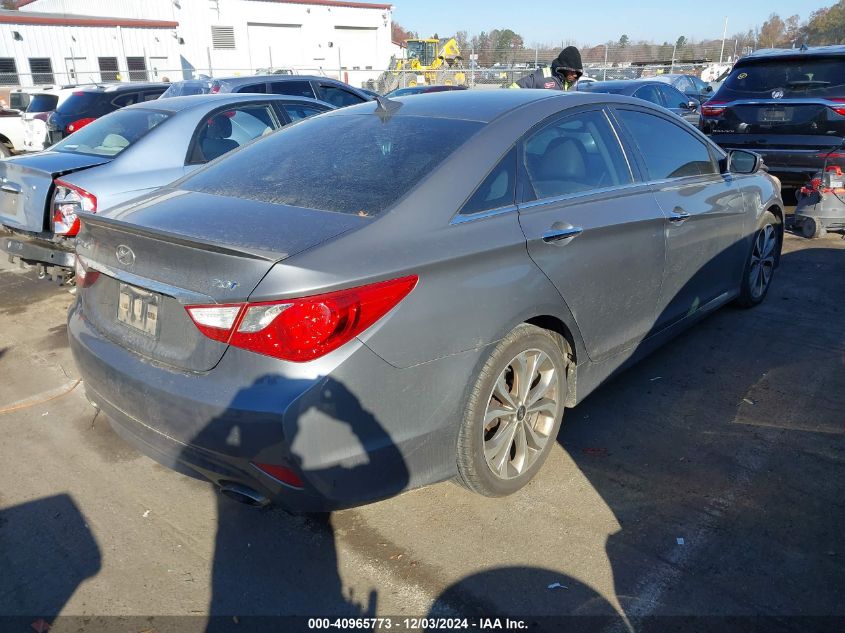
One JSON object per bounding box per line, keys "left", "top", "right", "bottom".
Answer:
{"left": 68, "top": 90, "right": 783, "bottom": 511}
{"left": 0, "top": 94, "right": 333, "bottom": 278}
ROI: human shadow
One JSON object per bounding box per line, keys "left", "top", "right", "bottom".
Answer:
{"left": 0, "top": 494, "right": 101, "bottom": 629}
{"left": 428, "top": 243, "right": 845, "bottom": 631}
{"left": 175, "top": 375, "right": 410, "bottom": 631}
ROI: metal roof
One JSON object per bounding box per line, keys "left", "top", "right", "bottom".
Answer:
{"left": 0, "top": 9, "right": 178, "bottom": 28}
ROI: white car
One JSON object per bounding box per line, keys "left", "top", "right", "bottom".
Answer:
{"left": 22, "top": 88, "right": 75, "bottom": 153}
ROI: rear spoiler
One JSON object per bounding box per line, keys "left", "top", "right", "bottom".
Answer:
{"left": 79, "top": 213, "right": 285, "bottom": 263}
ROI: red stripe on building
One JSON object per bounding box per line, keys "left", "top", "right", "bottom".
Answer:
{"left": 0, "top": 14, "right": 179, "bottom": 28}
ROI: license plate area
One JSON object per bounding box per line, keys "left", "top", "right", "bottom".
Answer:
{"left": 760, "top": 108, "right": 788, "bottom": 122}
{"left": 117, "top": 282, "right": 160, "bottom": 338}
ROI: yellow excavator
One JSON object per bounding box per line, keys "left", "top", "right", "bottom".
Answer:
{"left": 375, "top": 37, "right": 466, "bottom": 93}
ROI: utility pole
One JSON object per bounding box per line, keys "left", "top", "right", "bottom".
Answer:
{"left": 719, "top": 16, "right": 728, "bottom": 64}
{"left": 603, "top": 44, "right": 608, "bottom": 80}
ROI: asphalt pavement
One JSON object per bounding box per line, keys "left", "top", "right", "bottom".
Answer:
{"left": 0, "top": 230, "right": 843, "bottom": 633}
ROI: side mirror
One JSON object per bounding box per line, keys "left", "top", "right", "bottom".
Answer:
{"left": 686, "top": 100, "right": 699, "bottom": 110}
{"left": 705, "top": 85, "right": 713, "bottom": 93}
{"left": 724, "top": 149, "right": 761, "bottom": 175}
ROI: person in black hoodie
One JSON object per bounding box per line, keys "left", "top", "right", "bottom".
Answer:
{"left": 508, "top": 46, "right": 583, "bottom": 90}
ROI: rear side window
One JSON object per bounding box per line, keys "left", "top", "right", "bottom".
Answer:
{"left": 632, "top": 84, "right": 662, "bottom": 107}
{"left": 522, "top": 110, "right": 632, "bottom": 200}
{"left": 269, "top": 81, "right": 315, "bottom": 98}
{"left": 721, "top": 57, "right": 845, "bottom": 98}
{"left": 182, "top": 113, "right": 483, "bottom": 215}
{"left": 52, "top": 108, "right": 169, "bottom": 157}
{"left": 56, "top": 92, "right": 99, "bottom": 115}
{"left": 27, "top": 94, "right": 58, "bottom": 113}
{"left": 237, "top": 82, "right": 267, "bottom": 94}
{"left": 459, "top": 147, "right": 516, "bottom": 215}
{"left": 282, "top": 103, "right": 328, "bottom": 121}
{"left": 189, "top": 104, "right": 279, "bottom": 163}
{"left": 316, "top": 85, "right": 365, "bottom": 107}
{"left": 615, "top": 109, "right": 716, "bottom": 180}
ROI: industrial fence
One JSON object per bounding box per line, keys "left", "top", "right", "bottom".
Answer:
{"left": 1, "top": 60, "right": 728, "bottom": 96}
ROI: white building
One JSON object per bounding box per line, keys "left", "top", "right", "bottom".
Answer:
{"left": 11, "top": 0, "right": 395, "bottom": 86}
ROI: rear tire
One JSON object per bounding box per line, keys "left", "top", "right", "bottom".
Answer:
{"left": 455, "top": 324, "right": 567, "bottom": 497}
{"left": 736, "top": 211, "right": 780, "bottom": 308}
{"left": 800, "top": 217, "right": 825, "bottom": 239}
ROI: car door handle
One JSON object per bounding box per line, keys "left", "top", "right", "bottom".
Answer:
{"left": 669, "top": 211, "right": 691, "bottom": 223}
{"left": 0, "top": 183, "right": 21, "bottom": 194}
{"left": 542, "top": 226, "right": 583, "bottom": 243}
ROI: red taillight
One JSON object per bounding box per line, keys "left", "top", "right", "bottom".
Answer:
{"left": 210, "top": 83, "right": 221, "bottom": 94}
{"left": 52, "top": 179, "right": 97, "bottom": 237}
{"left": 185, "top": 276, "right": 418, "bottom": 362}
{"left": 827, "top": 98, "right": 845, "bottom": 116}
{"left": 701, "top": 100, "right": 727, "bottom": 117}
{"left": 252, "top": 462, "right": 304, "bottom": 488}
{"left": 66, "top": 117, "right": 96, "bottom": 134}
{"left": 74, "top": 257, "right": 100, "bottom": 288}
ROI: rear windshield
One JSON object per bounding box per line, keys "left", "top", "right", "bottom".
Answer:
{"left": 56, "top": 92, "right": 100, "bottom": 115}
{"left": 27, "top": 94, "right": 59, "bottom": 113}
{"left": 52, "top": 108, "right": 169, "bottom": 157}
{"left": 182, "top": 113, "right": 483, "bottom": 215}
{"left": 161, "top": 81, "right": 211, "bottom": 98}
{"left": 721, "top": 57, "right": 845, "bottom": 98}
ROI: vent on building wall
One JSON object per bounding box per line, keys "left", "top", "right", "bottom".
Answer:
{"left": 211, "top": 26, "right": 236, "bottom": 50}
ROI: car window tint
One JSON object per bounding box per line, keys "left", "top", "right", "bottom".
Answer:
{"left": 52, "top": 108, "right": 169, "bottom": 157}
{"left": 237, "top": 82, "right": 267, "bottom": 94}
{"left": 317, "top": 85, "right": 365, "bottom": 107}
{"left": 27, "top": 94, "right": 58, "bottom": 112}
{"left": 616, "top": 109, "right": 717, "bottom": 180}
{"left": 721, "top": 57, "right": 845, "bottom": 98}
{"left": 283, "top": 103, "right": 327, "bottom": 121}
{"left": 111, "top": 93, "right": 138, "bottom": 108}
{"left": 193, "top": 105, "right": 277, "bottom": 163}
{"left": 182, "top": 114, "right": 483, "bottom": 215}
{"left": 521, "top": 110, "right": 632, "bottom": 201}
{"left": 632, "top": 85, "right": 663, "bottom": 106}
{"left": 459, "top": 147, "right": 516, "bottom": 215}
{"left": 142, "top": 91, "right": 163, "bottom": 102}
{"left": 269, "top": 80, "right": 315, "bottom": 98}
{"left": 657, "top": 85, "right": 687, "bottom": 109}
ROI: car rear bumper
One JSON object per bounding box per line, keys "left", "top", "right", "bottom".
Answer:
{"left": 1, "top": 232, "right": 75, "bottom": 269}
{"left": 68, "top": 297, "right": 479, "bottom": 511}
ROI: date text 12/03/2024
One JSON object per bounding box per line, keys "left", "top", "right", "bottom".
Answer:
{"left": 307, "top": 618, "right": 528, "bottom": 630}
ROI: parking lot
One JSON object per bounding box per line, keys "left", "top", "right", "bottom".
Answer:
{"left": 1, "top": 227, "right": 843, "bottom": 631}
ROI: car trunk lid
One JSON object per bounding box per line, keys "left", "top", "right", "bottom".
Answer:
{"left": 76, "top": 188, "right": 366, "bottom": 372}
{"left": 0, "top": 151, "right": 110, "bottom": 232}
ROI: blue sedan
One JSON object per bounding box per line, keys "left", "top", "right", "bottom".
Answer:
{"left": 578, "top": 79, "right": 701, "bottom": 127}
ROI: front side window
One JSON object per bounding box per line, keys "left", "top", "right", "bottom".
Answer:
{"left": 615, "top": 109, "right": 717, "bottom": 180}
{"left": 52, "top": 108, "right": 169, "bottom": 157}
{"left": 182, "top": 113, "right": 483, "bottom": 215}
{"left": 657, "top": 85, "right": 688, "bottom": 109}
{"left": 632, "top": 84, "right": 662, "bottom": 107}
{"left": 521, "top": 110, "right": 632, "bottom": 201}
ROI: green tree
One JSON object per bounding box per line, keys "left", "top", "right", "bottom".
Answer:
{"left": 804, "top": 2, "right": 845, "bottom": 44}
{"left": 619, "top": 34, "right": 629, "bottom": 47}
{"left": 675, "top": 35, "right": 686, "bottom": 50}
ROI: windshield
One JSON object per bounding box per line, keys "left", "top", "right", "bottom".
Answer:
{"left": 407, "top": 41, "right": 437, "bottom": 66}
{"left": 182, "top": 112, "right": 483, "bottom": 215}
{"left": 721, "top": 57, "right": 845, "bottom": 98}
{"left": 27, "top": 94, "right": 59, "bottom": 113}
{"left": 161, "top": 81, "right": 211, "bottom": 98}
{"left": 56, "top": 92, "right": 99, "bottom": 115}
{"left": 52, "top": 108, "right": 170, "bottom": 157}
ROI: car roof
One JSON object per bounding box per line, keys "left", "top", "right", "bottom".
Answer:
{"left": 126, "top": 93, "right": 335, "bottom": 114}
{"left": 581, "top": 79, "right": 670, "bottom": 93}
{"left": 327, "top": 90, "right": 650, "bottom": 123}
{"left": 742, "top": 45, "right": 845, "bottom": 61}
{"left": 72, "top": 82, "right": 169, "bottom": 93}
{"left": 214, "top": 75, "right": 347, "bottom": 85}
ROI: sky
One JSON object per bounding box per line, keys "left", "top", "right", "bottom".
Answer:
{"left": 389, "top": 0, "right": 833, "bottom": 46}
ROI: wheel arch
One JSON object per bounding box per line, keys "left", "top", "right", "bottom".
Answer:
{"left": 524, "top": 314, "right": 579, "bottom": 407}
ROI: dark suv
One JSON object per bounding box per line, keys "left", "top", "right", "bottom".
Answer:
{"left": 701, "top": 45, "right": 845, "bottom": 187}
{"left": 46, "top": 82, "right": 168, "bottom": 144}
